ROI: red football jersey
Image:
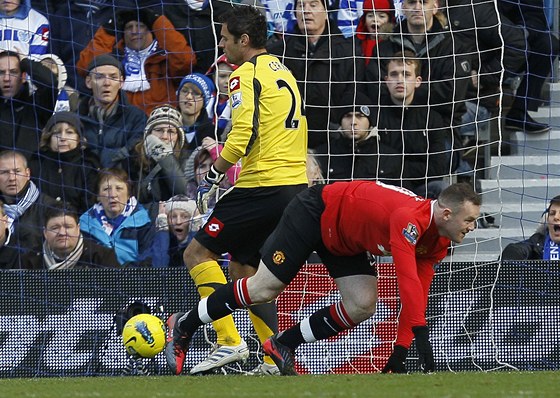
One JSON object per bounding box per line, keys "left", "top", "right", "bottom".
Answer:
{"left": 321, "top": 180, "right": 451, "bottom": 347}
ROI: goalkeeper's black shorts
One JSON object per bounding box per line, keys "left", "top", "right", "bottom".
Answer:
{"left": 260, "top": 184, "right": 377, "bottom": 286}
{"left": 195, "top": 184, "right": 307, "bottom": 267}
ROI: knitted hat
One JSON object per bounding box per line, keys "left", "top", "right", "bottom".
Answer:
{"left": 362, "top": 0, "right": 394, "bottom": 17}
{"left": 206, "top": 54, "right": 239, "bottom": 75}
{"left": 165, "top": 195, "right": 197, "bottom": 215}
{"left": 117, "top": 9, "right": 152, "bottom": 32}
{"left": 177, "top": 73, "right": 216, "bottom": 108}
{"left": 44, "top": 111, "right": 83, "bottom": 137}
{"left": 86, "top": 53, "right": 123, "bottom": 74}
{"left": 144, "top": 105, "right": 185, "bottom": 149}
{"left": 357, "top": 0, "right": 395, "bottom": 35}
{"left": 335, "top": 92, "right": 376, "bottom": 126}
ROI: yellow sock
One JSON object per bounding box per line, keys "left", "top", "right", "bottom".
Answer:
{"left": 249, "top": 306, "right": 277, "bottom": 365}
{"left": 190, "top": 261, "right": 242, "bottom": 346}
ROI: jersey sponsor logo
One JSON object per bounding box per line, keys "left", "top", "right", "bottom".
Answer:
{"left": 204, "top": 217, "right": 224, "bottom": 238}
{"left": 416, "top": 245, "right": 428, "bottom": 255}
{"left": 229, "top": 77, "right": 240, "bottom": 92}
{"left": 231, "top": 92, "right": 242, "bottom": 109}
{"left": 272, "top": 250, "right": 286, "bottom": 265}
{"left": 403, "top": 223, "right": 419, "bottom": 245}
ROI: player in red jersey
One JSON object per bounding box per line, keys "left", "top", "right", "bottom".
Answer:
{"left": 165, "top": 181, "right": 481, "bottom": 375}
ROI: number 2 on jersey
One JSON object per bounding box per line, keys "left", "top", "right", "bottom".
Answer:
{"left": 276, "top": 79, "right": 300, "bottom": 129}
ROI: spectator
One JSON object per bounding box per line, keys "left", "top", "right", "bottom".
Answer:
{"left": 154, "top": 195, "right": 203, "bottom": 268}
{"left": 315, "top": 91, "right": 400, "bottom": 182}
{"left": 268, "top": 0, "right": 365, "bottom": 148}
{"left": 162, "top": 0, "right": 233, "bottom": 74}
{"left": 500, "top": 0, "right": 560, "bottom": 134}
{"left": 367, "top": 0, "right": 471, "bottom": 129}
{"left": 78, "top": 54, "right": 146, "bottom": 174}
{"left": 444, "top": 0, "right": 526, "bottom": 147}
{"left": 0, "top": 150, "right": 58, "bottom": 269}
{"left": 0, "top": 0, "right": 49, "bottom": 57}
{"left": 0, "top": 50, "right": 57, "bottom": 159}
{"left": 79, "top": 167, "right": 165, "bottom": 267}
{"left": 176, "top": 73, "right": 216, "bottom": 155}
{"left": 28, "top": 111, "right": 100, "bottom": 215}
{"left": 377, "top": 52, "right": 450, "bottom": 198}
{"left": 76, "top": 7, "right": 196, "bottom": 115}
{"left": 48, "top": 0, "right": 136, "bottom": 90}
{"left": 206, "top": 54, "right": 238, "bottom": 140}
{"left": 134, "top": 104, "right": 188, "bottom": 210}
{"left": 355, "top": 0, "right": 395, "bottom": 65}
{"left": 186, "top": 137, "right": 240, "bottom": 202}
{"left": 37, "top": 53, "right": 79, "bottom": 112}
{"left": 165, "top": 181, "right": 481, "bottom": 375}
{"left": 501, "top": 195, "right": 560, "bottom": 260}
{"left": 22, "top": 202, "right": 120, "bottom": 269}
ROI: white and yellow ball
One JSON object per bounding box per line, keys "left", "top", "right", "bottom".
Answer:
{"left": 122, "top": 314, "right": 166, "bottom": 358}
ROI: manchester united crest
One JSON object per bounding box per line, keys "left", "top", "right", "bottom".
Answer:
{"left": 272, "top": 251, "right": 286, "bottom": 265}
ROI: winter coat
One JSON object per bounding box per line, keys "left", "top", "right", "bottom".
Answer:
{"left": 367, "top": 18, "right": 471, "bottom": 124}
{"left": 80, "top": 202, "right": 166, "bottom": 267}
{"left": 501, "top": 232, "right": 546, "bottom": 261}
{"left": 0, "top": 58, "right": 57, "bottom": 159}
{"left": 376, "top": 97, "right": 450, "bottom": 191}
{"left": 76, "top": 14, "right": 196, "bottom": 115}
{"left": 315, "top": 131, "right": 401, "bottom": 183}
{"left": 22, "top": 237, "right": 121, "bottom": 269}
{"left": 48, "top": 1, "right": 137, "bottom": 89}
{"left": 0, "top": 189, "right": 59, "bottom": 269}
{"left": 28, "top": 147, "right": 101, "bottom": 214}
{"left": 445, "top": 0, "right": 526, "bottom": 105}
{"left": 78, "top": 93, "right": 146, "bottom": 175}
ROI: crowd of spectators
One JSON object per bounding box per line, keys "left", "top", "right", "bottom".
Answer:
{"left": 0, "top": 0, "right": 557, "bottom": 269}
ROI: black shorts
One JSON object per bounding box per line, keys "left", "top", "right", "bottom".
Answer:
{"left": 261, "top": 184, "right": 377, "bottom": 285}
{"left": 195, "top": 184, "right": 307, "bottom": 267}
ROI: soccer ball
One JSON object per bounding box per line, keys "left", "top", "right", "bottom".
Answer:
{"left": 122, "top": 314, "right": 166, "bottom": 358}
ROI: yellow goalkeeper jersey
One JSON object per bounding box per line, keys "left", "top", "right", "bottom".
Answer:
{"left": 220, "top": 53, "right": 308, "bottom": 188}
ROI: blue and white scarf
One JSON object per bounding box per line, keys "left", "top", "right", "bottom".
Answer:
{"left": 3, "top": 181, "right": 40, "bottom": 235}
{"left": 543, "top": 234, "right": 560, "bottom": 260}
{"left": 122, "top": 40, "right": 158, "bottom": 93}
{"left": 92, "top": 196, "right": 138, "bottom": 236}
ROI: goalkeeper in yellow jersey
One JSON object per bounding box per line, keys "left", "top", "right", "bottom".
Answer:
{"left": 165, "top": 5, "right": 308, "bottom": 376}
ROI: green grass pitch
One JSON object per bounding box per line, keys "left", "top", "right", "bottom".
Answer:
{"left": 0, "top": 372, "right": 558, "bottom": 398}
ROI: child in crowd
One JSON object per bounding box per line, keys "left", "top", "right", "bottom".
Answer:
{"left": 177, "top": 73, "right": 216, "bottom": 155}
{"left": 355, "top": 0, "right": 395, "bottom": 64}
{"left": 155, "top": 195, "right": 204, "bottom": 267}
{"left": 206, "top": 54, "right": 238, "bottom": 140}
{"left": 134, "top": 104, "right": 188, "bottom": 211}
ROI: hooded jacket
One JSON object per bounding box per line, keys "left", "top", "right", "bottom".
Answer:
{"left": 76, "top": 14, "right": 196, "bottom": 115}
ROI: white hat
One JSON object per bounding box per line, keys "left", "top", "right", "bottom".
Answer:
{"left": 165, "top": 195, "right": 197, "bottom": 215}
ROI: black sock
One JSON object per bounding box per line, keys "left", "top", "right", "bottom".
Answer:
{"left": 278, "top": 303, "right": 355, "bottom": 351}
{"left": 177, "top": 281, "right": 244, "bottom": 337}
